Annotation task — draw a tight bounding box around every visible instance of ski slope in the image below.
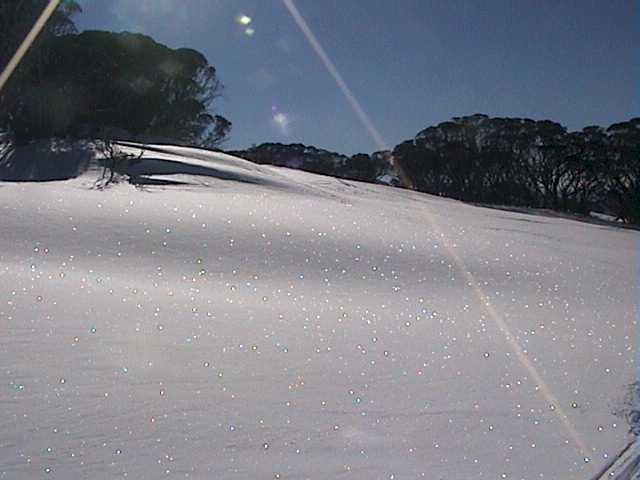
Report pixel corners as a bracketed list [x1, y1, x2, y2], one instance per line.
[0, 143, 636, 479]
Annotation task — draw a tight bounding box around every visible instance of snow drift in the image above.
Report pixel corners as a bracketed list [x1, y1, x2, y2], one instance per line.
[0, 142, 636, 479]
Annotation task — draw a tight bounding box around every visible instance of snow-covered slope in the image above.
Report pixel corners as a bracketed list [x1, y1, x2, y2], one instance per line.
[0, 143, 636, 479]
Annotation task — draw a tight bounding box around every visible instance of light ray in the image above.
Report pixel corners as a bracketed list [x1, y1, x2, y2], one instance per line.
[436, 226, 590, 455]
[282, 0, 589, 457]
[281, 0, 387, 152]
[281, 0, 414, 187]
[0, 0, 61, 93]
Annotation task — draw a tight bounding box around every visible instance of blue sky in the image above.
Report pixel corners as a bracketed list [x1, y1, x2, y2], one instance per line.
[75, 0, 639, 154]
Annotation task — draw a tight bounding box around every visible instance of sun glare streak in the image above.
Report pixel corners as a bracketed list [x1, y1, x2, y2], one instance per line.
[2, 0, 591, 459]
[281, 0, 414, 188]
[282, 0, 589, 457]
[281, 0, 387, 152]
[437, 230, 590, 456]
[0, 0, 61, 93]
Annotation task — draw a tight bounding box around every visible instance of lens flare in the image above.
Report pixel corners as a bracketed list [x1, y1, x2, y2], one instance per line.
[281, 0, 589, 458]
[273, 112, 288, 126]
[271, 107, 292, 135]
[237, 14, 252, 25]
[281, 0, 386, 152]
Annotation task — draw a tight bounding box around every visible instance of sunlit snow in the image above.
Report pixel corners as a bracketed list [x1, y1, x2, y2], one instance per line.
[0, 143, 636, 479]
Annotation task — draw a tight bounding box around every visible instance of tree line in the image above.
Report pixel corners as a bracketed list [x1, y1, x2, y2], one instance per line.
[1, 2, 637, 223]
[0, 1, 230, 147]
[392, 114, 639, 223]
[235, 115, 639, 224]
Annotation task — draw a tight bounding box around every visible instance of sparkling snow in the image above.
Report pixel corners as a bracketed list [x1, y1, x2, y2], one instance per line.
[0, 144, 636, 479]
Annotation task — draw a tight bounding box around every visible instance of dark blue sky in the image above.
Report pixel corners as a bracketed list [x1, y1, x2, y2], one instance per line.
[75, 0, 638, 154]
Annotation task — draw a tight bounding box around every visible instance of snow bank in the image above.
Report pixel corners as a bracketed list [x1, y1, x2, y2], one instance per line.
[0, 142, 636, 479]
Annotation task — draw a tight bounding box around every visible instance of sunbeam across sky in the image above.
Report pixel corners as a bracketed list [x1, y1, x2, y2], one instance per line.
[75, 0, 639, 154]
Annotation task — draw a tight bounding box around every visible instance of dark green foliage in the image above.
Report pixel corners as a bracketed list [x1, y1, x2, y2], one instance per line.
[232, 117, 638, 224]
[337, 152, 389, 182]
[603, 119, 640, 223]
[393, 115, 640, 223]
[230, 143, 396, 186]
[231, 143, 350, 176]
[1, 3, 230, 148]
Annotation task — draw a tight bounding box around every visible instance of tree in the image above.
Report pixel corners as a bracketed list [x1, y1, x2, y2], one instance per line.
[520, 120, 570, 209]
[336, 152, 388, 182]
[605, 118, 640, 223]
[2, 26, 231, 147]
[395, 114, 525, 202]
[392, 114, 640, 221]
[555, 127, 609, 213]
